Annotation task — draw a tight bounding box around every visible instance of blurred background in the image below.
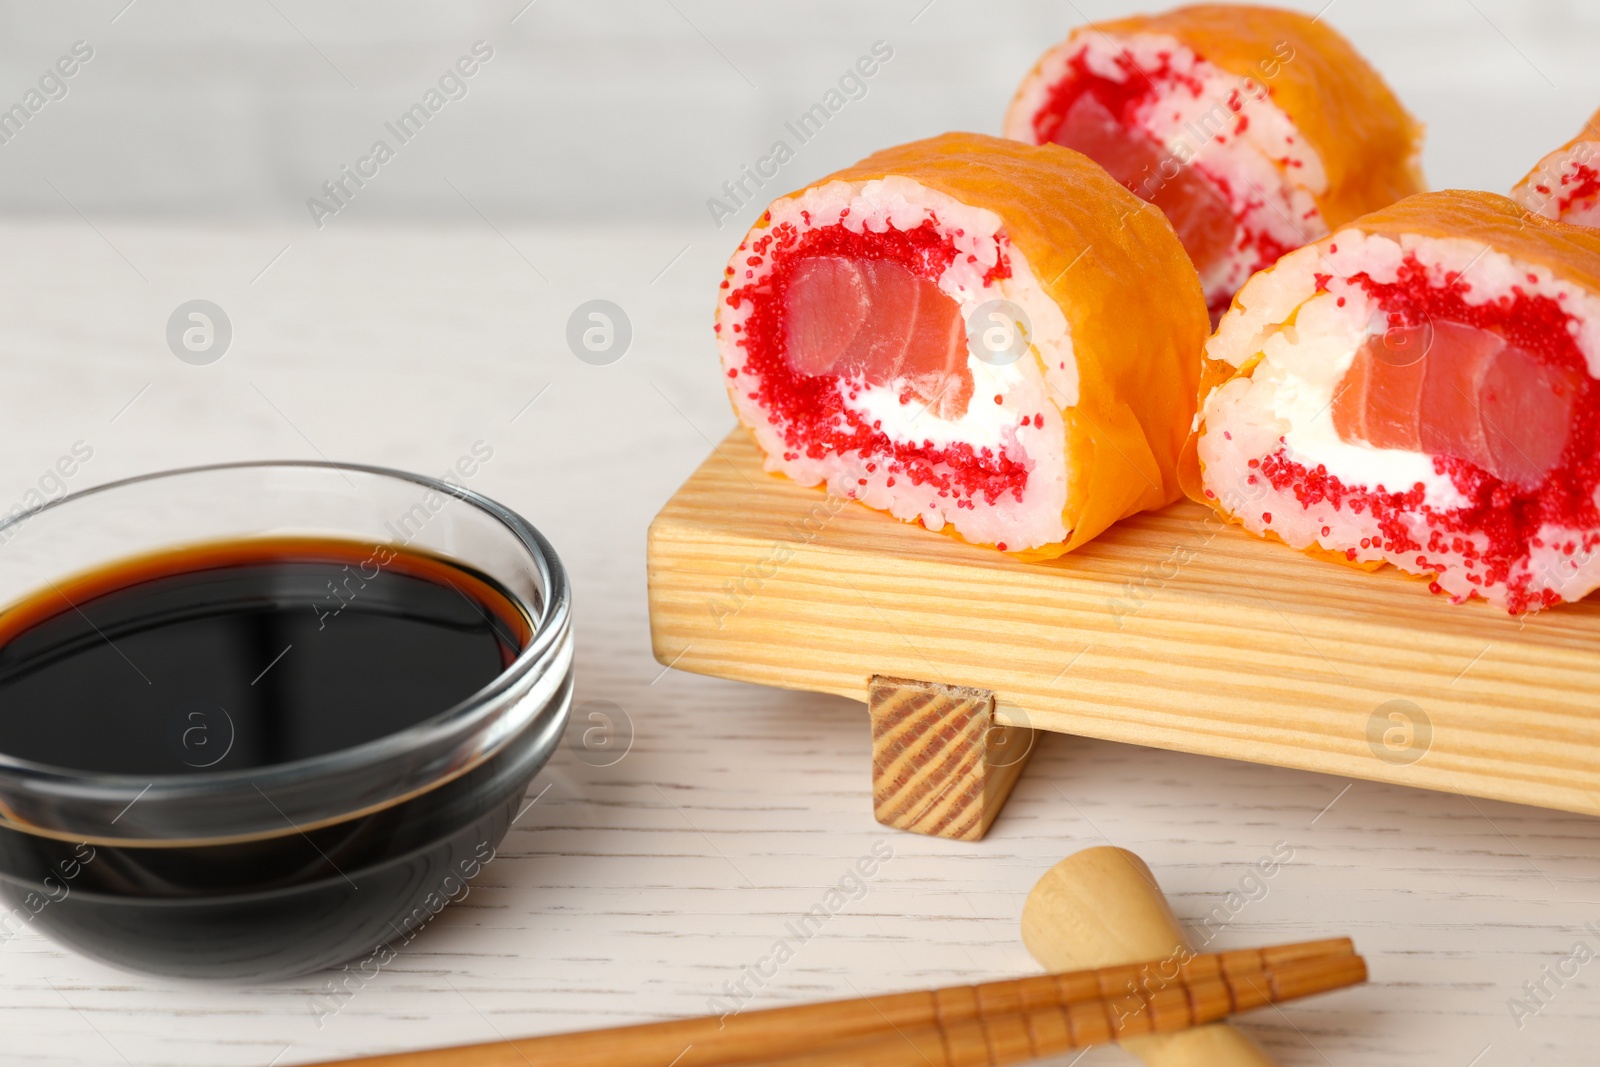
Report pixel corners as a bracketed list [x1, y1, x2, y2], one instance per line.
[0, 0, 1596, 224]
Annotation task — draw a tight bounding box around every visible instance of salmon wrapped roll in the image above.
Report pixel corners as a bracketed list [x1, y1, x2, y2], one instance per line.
[1512, 108, 1600, 226]
[1004, 3, 1424, 316]
[1185, 190, 1600, 613]
[716, 132, 1207, 558]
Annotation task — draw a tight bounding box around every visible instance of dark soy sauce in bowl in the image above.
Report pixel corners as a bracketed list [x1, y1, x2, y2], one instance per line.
[0, 530, 569, 981]
[0, 539, 525, 775]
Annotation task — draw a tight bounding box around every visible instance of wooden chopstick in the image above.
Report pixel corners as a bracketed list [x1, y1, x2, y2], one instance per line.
[310, 937, 1363, 1067]
[735, 950, 1367, 1067]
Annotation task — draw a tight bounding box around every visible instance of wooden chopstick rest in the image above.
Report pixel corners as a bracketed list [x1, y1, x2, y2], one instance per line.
[1022, 844, 1289, 1066]
[307, 938, 1364, 1067]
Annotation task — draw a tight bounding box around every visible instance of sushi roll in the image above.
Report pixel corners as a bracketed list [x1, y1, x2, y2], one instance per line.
[1185, 189, 1600, 613]
[1512, 108, 1600, 226]
[1004, 3, 1425, 317]
[716, 132, 1208, 559]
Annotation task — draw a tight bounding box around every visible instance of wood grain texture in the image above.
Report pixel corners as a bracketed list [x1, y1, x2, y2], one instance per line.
[868, 676, 1034, 841]
[648, 428, 1600, 818]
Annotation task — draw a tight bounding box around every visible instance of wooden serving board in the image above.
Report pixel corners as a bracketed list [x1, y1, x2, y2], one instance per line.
[647, 428, 1600, 835]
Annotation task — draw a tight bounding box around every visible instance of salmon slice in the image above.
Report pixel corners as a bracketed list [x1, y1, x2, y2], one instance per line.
[1416, 321, 1502, 472]
[1480, 339, 1585, 487]
[1050, 93, 1237, 278]
[1332, 318, 1585, 488]
[783, 256, 870, 375]
[783, 256, 971, 419]
[896, 276, 973, 418]
[1332, 322, 1426, 451]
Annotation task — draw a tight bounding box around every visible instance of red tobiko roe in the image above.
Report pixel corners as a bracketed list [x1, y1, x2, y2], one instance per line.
[1558, 162, 1600, 215]
[1030, 47, 1204, 145]
[1029, 46, 1295, 315]
[1050, 86, 1236, 282]
[727, 219, 1029, 509]
[1259, 254, 1599, 612]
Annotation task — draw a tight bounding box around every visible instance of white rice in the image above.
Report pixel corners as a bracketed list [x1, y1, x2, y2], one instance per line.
[1005, 30, 1327, 305]
[1513, 138, 1600, 227]
[1197, 227, 1600, 609]
[717, 176, 1075, 551]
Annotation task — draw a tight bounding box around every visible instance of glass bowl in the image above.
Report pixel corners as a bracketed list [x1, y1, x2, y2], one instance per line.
[0, 461, 572, 980]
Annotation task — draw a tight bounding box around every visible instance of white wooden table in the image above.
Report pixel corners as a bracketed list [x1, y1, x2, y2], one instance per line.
[0, 222, 1595, 1067]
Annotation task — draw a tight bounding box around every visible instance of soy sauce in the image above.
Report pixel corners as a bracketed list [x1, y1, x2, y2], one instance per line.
[0, 538, 530, 775]
[0, 536, 563, 981]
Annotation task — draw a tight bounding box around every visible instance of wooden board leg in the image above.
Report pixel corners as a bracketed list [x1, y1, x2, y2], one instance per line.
[868, 675, 1035, 841]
